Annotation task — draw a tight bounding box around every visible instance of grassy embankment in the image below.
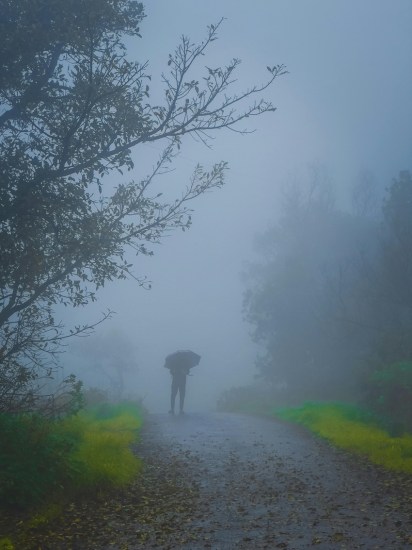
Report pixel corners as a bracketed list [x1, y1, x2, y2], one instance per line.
[275, 401, 412, 474]
[221, 395, 412, 475]
[221, 361, 412, 474]
[0, 401, 143, 548]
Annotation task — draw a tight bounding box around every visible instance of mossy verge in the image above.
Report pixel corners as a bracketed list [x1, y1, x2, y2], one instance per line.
[0, 402, 144, 546]
[275, 401, 412, 474]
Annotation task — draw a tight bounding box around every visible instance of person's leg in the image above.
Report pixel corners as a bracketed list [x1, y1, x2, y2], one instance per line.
[179, 376, 186, 413]
[170, 376, 178, 414]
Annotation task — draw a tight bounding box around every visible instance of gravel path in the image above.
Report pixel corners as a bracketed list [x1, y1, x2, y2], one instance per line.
[139, 412, 412, 549]
[12, 412, 412, 549]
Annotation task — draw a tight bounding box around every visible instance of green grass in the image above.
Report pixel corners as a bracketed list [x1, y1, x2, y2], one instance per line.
[61, 402, 143, 488]
[0, 538, 14, 550]
[275, 402, 412, 474]
[0, 401, 144, 510]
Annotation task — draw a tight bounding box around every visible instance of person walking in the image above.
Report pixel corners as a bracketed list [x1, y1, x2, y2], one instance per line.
[164, 350, 201, 415]
[169, 364, 189, 415]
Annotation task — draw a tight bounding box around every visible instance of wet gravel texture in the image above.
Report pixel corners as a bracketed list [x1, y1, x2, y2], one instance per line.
[9, 412, 412, 549]
[140, 412, 412, 549]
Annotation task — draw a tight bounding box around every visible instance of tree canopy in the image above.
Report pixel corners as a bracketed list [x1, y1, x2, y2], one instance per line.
[243, 170, 412, 403]
[0, 0, 286, 412]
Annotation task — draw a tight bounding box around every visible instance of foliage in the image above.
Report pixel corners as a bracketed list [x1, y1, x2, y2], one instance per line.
[0, 412, 73, 508]
[243, 169, 412, 405]
[0, 539, 14, 550]
[242, 171, 375, 396]
[374, 171, 412, 363]
[0, 401, 143, 510]
[82, 386, 109, 407]
[365, 362, 412, 434]
[0, 370, 84, 417]
[0, 0, 286, 413]
[3, 419, 199, 549]
[276, 402, 412, 474]
[61, 402, 142, 488]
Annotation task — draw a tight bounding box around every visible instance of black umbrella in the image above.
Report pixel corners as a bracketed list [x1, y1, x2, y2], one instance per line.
[164, 350, 201, 371]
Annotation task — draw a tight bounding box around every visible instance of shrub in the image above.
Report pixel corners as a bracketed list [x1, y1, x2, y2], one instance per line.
[365, 362, 412, 434]
[60, 402, 143, 489]
[0, 402, 143, 510]
[81, 387, 109, 407]
[0, 538, 14, 550]
[0, 413, 74, 508]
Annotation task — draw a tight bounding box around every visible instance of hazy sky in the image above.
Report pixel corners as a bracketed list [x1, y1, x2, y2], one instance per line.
[63, 1, 412, 412]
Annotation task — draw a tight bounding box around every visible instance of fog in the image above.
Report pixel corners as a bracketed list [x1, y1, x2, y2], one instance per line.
[62, 1, 412, 413]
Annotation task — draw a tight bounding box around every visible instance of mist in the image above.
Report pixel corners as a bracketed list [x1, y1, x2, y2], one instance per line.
[60, 0, 412, 413]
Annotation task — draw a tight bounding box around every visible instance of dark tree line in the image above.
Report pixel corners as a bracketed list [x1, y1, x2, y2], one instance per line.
[0, 0, 286, 413]
[243, 170, 412, 407]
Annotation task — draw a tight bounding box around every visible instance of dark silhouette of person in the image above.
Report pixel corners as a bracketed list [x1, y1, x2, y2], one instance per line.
[164, 350, 200, 415]
[169, 364, 189, 415]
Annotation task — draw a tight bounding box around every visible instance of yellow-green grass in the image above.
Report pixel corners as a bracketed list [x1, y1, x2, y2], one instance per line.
[0, 538, 14, 550]
[60, 403, 143, 488]
[276, 402, 412, 474]
[0, 403, 144, 548]
[0, 401, 144, 511]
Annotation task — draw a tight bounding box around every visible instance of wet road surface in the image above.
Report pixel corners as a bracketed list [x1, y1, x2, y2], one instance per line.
[13, 411, 412, 549]
[137, 412, 412, 549]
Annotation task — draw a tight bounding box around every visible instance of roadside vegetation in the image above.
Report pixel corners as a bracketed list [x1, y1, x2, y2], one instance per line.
[0, 2, 283, 545]
[276, 402, 412, 474]
[219, 169, 412, 476]
[0, 0, 284, 419]
[218, 362, 412, 475]
[0, 398, 143, 548]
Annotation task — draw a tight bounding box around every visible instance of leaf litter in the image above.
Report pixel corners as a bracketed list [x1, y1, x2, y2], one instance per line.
[2, 412, 412, 549]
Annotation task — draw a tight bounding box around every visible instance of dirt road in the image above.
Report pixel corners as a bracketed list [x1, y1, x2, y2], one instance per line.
[17, 412, 412, 549]
[135, 412, 412, 549]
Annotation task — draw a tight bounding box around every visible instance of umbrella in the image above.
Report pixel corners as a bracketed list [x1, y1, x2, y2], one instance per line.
[164, 350, 201, 371]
